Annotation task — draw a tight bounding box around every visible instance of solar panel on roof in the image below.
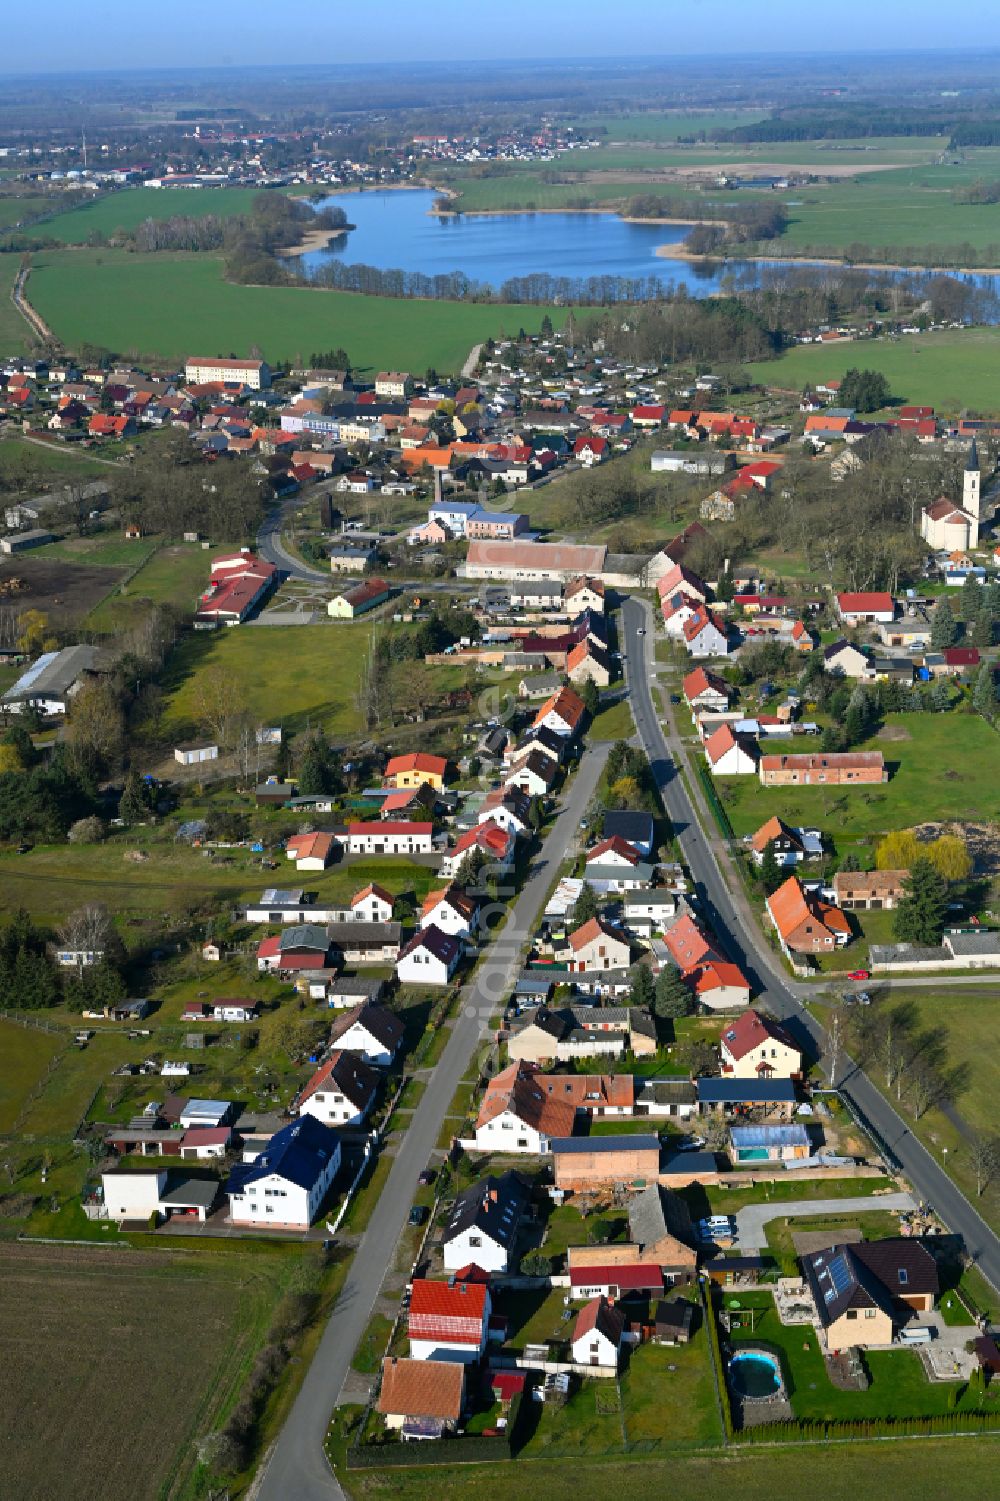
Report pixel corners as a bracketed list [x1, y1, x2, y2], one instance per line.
[824, 1253, 853, 1303]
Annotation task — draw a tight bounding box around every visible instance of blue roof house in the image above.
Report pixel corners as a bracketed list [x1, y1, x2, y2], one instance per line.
[226, 1116, 341, 1230]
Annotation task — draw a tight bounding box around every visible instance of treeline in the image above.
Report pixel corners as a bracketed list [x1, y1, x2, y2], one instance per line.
[304, 257, 699, 304]
[715, 110, 963, 142]
[953, 178, 1000, 204]
[111, 430, 270, 541]
[625, 193, 788, 245]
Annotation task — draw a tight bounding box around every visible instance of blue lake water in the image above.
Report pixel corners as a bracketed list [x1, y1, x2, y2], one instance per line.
[291, 188, 1000, 308]
[294, 188, 727, 292]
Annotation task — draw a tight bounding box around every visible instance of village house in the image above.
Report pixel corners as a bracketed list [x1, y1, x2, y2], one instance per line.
[623, 889, 679, 936]
[571, 1297, 625, 1370]
[534, 1070, 635, 1117]
[683, 666, 731, 713]
[285, 831, 337, 871]
[256, 924, 331, 974]
[327, 1001, 405, 1066]
[719, 1009, 802, 1078]
[350, 883, 396, 924]
[504, 747, 559, 799]
[705, 722, 759, 776]
[478, 785, 534, 837]
[749, 815, 823, 867]
[377, 1357, 465, 1438]
[441, 820, 516, 880]
[421, 886, 479, 940]
[565, 916, 631, 973]
[473, 1060, 578, 1153]
[603, 810, 655, 857]
[384, 752, 448, 790]
[833, 869, 908, 910]
[803, 1239, 939, 1352]
[408, 1277, 491, 1364]
[226, 1116, 341, 1230]
[835, 591, 896, 627]
[328, 578, 392, 620]
[396, 924, 462, 986]
[442, 1171, 530, 1274]
[683, 606, 730, 658]
[566, 638, 613, 687]
[531, 684, 586, 738]
[297, 1050, 380, 1127]
[346, 821, 434, 855]
[822, 639, 868, 679]
[767, 876, 852, 955]
[565, 576, 605, 613]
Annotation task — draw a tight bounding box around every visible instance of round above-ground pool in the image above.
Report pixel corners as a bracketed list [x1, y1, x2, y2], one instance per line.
[728, 1349, 784, 1401]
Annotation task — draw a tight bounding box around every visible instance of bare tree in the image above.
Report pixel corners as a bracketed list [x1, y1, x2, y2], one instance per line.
[968, 1132, 1000, 1198]
[907, 1058, 950, 1121]
[192, 665, 246, 749]
[826, 1006, 844, 1088]
[58, 904, 114, 973]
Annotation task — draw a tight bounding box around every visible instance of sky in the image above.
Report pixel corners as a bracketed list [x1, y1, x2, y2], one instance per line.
[5, 1, 1000, 73]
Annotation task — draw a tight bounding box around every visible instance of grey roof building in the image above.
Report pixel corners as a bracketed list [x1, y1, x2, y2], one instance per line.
[1, 644, 105, 713]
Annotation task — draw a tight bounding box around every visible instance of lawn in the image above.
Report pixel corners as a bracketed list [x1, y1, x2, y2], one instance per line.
[161, 621, 368, 740]
[26, 248, 567, 376]
[36, 185, 279, 244]
[17, 1030, 140, 1138]
[590, 696, 635, 741]
[749, 326, 1000, 417]
[0, 1239, 286, 1501]
[0, 1019, 64, 1132]
[725, 1293, 979, 1423]
[345, 1442, 1000, 1501]
[86, 539, 230, 629]
[31, 534, 159, 569]
[715, 712, 1000, 841]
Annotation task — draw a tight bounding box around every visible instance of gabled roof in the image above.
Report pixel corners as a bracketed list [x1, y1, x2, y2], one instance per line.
[683, 666, 729, 702]
[226, 1115, 339, 1196]
[586, 835, 640, 865]
[663, 913, 715, 972]
[378, 1357, 464, 1421]
[836, 591, 894, 614]
[328, 1000, 405, 1053]
[443, 1171, 530, 1249]
[400, 923, 462, 965]
[572, 1295, 625, 1347]
[422, 884, 477, 921]
[767, 875, 851, 944]
[299, 1050, 380, 1110]
[352, 882, 394, 908]
[628, 1182, 696, 1252]
[385, 751, 447, 778]
[750, 815, 803, 855]
[568, 916, 629, 953]
[409, 1277, 488, 1345]
[720, 1008, 798, 1063]
[704, 722, 757, 768]
[532, 684, 586, 732]
[476, 1060, 577, 1137]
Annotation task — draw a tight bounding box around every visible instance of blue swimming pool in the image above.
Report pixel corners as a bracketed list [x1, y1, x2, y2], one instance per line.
[728, 1349, 783, 1400]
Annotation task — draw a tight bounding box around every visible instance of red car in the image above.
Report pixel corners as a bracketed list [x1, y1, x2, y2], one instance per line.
[847, 969, 870, 981]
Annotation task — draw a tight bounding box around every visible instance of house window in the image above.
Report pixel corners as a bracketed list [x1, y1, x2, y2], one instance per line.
[846, 1310, 858, 1320]
[865, 1309, 877, 1319]
[898, 1269, 908, 1286]
[468, 1235, 482, 1248]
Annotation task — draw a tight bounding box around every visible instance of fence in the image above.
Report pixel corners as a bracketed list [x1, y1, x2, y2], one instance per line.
[347, 1392, 525, 1470]
[696, 764, 735, 841]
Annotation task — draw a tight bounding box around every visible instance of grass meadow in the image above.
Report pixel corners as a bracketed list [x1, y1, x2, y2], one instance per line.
[750, 326, 1000, 415]
[26, 248, 567, 375]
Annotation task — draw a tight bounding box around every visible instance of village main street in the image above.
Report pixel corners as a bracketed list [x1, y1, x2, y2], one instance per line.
[255, 742, 610, 1501]
[621, 593, 1000, 1294]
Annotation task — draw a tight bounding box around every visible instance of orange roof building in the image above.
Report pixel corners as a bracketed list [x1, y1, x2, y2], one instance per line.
[766, 876, 852, 955]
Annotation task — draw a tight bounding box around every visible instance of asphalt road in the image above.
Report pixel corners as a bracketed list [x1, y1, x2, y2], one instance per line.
[621, 594, 1000, 1294]
[255, 742, 609, 1501]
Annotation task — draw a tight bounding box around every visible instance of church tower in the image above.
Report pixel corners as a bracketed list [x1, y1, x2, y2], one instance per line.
[964, 438, 981, 521]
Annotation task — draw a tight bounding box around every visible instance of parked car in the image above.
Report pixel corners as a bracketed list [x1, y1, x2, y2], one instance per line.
[418, 1168, 436, 1186]
[408, 1205, 428, 1226]
[847, 969, 871, 981]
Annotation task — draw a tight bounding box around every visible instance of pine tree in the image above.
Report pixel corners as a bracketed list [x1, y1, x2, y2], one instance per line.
[930, 598, 957, 650]
[960, 574, 982, 622]
[893, 858, 948, 947]
[118, 770, 149, 825]
[571, 882, 599, 929]
[654, 965, 694, 1019]
[628, 961, 655, 1010]
[971, 609, 994, 649]
[973, 662, 997, 719]
[760, 840, 782, 895]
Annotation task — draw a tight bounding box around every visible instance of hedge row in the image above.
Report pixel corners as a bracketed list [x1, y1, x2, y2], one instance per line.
[737, 1408, 1000, 1444]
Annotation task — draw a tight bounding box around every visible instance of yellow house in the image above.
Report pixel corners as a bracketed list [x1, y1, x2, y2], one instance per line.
[803, 1240, 938, 1352]
[384, 752, 448, 791]
[719, 1009, 802, 1079]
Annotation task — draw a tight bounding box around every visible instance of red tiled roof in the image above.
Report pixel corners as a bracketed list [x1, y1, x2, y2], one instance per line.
[836, 592, 894, 614]
[348, 821, 432, 837]
[720, 1008, 794, 1061]
[378, 1357, 464, 1420]
[569, 1264, 663, 1291]
[408, 1278, 487, 1345]
[586, 835, 640, 865]
[385, 752, 447, 778]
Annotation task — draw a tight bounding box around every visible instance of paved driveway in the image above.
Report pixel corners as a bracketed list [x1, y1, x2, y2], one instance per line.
[735, 1192, 917, 1252]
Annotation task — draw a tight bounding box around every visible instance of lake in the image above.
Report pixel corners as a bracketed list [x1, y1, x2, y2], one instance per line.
[293, 188, 727, 292]
[291, 188, 1000, 311]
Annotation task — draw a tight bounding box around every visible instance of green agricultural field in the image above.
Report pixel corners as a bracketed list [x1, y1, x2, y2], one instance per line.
[0, 433, 113, 483]
[162, 621, 365, 739]
[0, 252, 35, 355]
[750, 326, 1000, 416]
[714, 713, 1000, 841]
[26, 248, 567, 375]
[36, 185, 276, 244]
[343, 1438, 999, 1501]
[573, 110, 770, 143]
[0, 1019, 63, 1132]
[0, 1240, 287, 1501]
